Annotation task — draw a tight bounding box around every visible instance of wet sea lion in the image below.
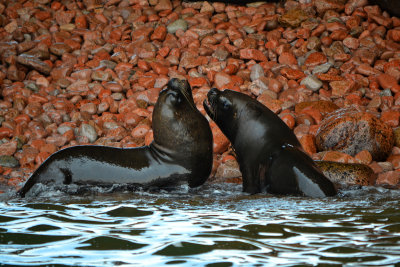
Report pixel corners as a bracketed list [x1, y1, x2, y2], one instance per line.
[18, 79, 213, 197]
[203, 88, 336, 197]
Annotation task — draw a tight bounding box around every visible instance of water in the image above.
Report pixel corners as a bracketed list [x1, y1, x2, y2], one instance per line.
[1, 184, 400, 266]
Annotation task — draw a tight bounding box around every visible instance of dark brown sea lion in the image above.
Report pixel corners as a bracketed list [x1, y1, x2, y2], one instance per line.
[203, 88, 336, 197]
[18, 79, 213, 197]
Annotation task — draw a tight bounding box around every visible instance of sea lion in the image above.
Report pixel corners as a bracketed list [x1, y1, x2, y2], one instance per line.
[203, 88, 336, 197]
[18, 78, 213, 197]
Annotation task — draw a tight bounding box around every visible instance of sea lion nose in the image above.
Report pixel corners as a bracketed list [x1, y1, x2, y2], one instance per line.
[167, 78, 183, 90]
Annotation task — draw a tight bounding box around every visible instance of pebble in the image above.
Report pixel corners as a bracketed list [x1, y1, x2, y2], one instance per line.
[16, 55, 51, 75]
[312, 62, 333, 74]
[300, 75, 323, 91]
[91, 71, 112, 82]
[376, 171, 400, 186]
[0, 141, 17, 156]
[78, 123, 98, 143]
[167, 19, 188, 34]
[49, 43, 72, 56]
[0, 155, 19, 168]
[250, 64, 264, 82]
[330, 80, 356, 97]
[214, 159, 241, 181]
[214, 72, 232, 89]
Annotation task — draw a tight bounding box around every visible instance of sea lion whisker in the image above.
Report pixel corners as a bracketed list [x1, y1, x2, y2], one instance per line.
[209, 97, 218, 120]
[181, 86, 197, 111]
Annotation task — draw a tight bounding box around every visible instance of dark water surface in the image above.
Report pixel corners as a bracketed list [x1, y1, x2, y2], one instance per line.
[1, 184, 400, 266]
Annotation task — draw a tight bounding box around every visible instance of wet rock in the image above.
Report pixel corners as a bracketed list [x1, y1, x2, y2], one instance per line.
[167, 19, 187, 34]
[7, 65, 24, 81]
[0, 141, 17, 156]
[200, 1, 215, 13]
[155, 0, 172, 11]
[239, 49, 267, 61]
[16, 55, 51, 75]
[24, 48, 50, 60]
[314, 0, 345, 14]
[91, 70, 112, 81]
[329, 80, 356, 97]
[279, 9, 308, 28]
[83, 0, 102, 10]
[394, 127, 400, 147]
[214, 159, 241, 181]
[316, 108, 395, 161]
[0, 155, 19, 168]
[279, 52, 298, 65]
[212, 47, 229, 61]
[50, 43, 72, 56]
[4, 20, 17, 33]
[305, 52, 327, 67]
[60, 24, 75, 31]
[300, 75, 323, 91]
[316, 161, 377, 187]
[51, 67, 72, 81]
[78, 123, 98, 143]
[312, 62, 333, 74]
[57, 125, 73, 135]
[71, 69, 92, 82]
[180, 51, 207, 69]
[211, 123, 229, 154]
[67, 80, 89, 94]
[100, 60, 117, 70]
[250, 64, 264, 82]
[376, 170, 400, 186]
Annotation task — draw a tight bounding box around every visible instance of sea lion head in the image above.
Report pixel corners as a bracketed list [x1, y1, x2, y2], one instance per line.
[152, 78, 213, 186]
[203, 88, 244, 142]
[153, 78, 199, 150]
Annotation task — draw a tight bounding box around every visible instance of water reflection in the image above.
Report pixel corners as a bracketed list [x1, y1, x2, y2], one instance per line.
[1, 185, 400, 266]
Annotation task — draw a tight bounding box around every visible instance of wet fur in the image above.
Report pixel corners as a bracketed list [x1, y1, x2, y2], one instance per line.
[18, 79, 213, 197]
[204, 88, 336, 197]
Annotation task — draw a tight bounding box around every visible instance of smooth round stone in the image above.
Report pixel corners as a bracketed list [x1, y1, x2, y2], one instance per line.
[301, 75, 323, 91]
[0, 155, 19, 167]
[167, 19, 188, 34]
[79, 124, 98, 143]
[312, 62, 333, 74]
[250, 64, 265, 82]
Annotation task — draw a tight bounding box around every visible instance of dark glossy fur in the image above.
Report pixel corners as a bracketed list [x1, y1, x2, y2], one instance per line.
[204, 88, 336, 197]
[18, 79, 213, 197]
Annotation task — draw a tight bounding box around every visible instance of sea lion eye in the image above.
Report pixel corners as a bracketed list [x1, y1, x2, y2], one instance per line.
[167, 91, 182, 105]
[220, 99, 231, 110]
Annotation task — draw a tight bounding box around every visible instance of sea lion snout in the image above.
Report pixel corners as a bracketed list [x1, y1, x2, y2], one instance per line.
[167, 78, 190, 92]
[203, 88, 219, 119]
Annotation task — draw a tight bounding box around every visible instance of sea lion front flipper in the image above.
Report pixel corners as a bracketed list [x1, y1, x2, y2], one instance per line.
[241, 164, 261, 194]
[267, 146, 336, 197]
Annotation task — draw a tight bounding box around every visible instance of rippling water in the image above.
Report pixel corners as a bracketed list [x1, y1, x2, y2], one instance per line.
[1, 184, 400, 266]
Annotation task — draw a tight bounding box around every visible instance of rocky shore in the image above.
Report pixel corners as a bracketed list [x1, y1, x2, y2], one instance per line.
[1, 0, 400, 193]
